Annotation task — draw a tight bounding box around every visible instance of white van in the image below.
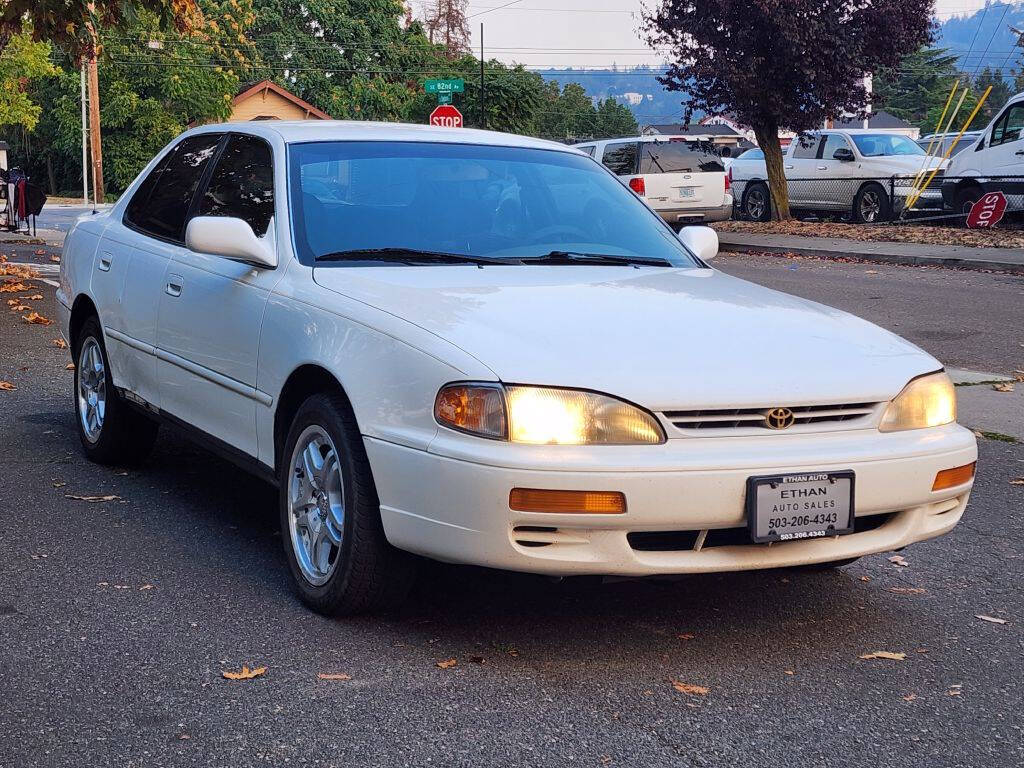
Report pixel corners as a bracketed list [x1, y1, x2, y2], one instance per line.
[574, 136, 733, 226]
[942, 92, 1024, 214]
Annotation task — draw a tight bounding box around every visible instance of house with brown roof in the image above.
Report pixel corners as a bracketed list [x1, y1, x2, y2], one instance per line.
[228, 80, 331, 122]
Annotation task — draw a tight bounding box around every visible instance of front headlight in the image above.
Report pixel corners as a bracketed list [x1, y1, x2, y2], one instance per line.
[879, 371, 956, 432]
[434, 383, 665, 444]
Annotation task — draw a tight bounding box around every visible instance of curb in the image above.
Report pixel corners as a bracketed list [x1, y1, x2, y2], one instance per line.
[717, 240, 1024, 275]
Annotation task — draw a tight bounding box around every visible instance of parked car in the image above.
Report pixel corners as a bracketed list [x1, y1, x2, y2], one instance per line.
[917, 131, 982, 157]
[574, 135, 733, 226]
[58, 122, 977, 615]
[732, 130, 946, 222]
[942, 92, 1024, 214]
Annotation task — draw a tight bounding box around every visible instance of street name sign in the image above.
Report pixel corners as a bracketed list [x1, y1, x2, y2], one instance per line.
[425, 79, 465, 94]
[429, 105, 464, 128]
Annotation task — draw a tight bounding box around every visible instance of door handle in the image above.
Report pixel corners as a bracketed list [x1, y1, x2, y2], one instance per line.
[1015, 149, 1024, 155]
[165, 274, 183, 298]
[784, 165, 794, 170]
[816, 165, 828, 170]
[98, 253, 112, 272]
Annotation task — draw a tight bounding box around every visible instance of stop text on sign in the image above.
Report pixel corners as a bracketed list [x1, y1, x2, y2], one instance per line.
[966, 191, 1007, 229]
[429, 105, 464, 128]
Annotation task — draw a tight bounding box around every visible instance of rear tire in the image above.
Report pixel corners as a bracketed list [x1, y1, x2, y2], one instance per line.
[743, 181, 772, 221]
[279, 392, 417, 615]
[73, 316, 158, 465]
[853, 182, 891, 223]
[956, 185, 983, 221]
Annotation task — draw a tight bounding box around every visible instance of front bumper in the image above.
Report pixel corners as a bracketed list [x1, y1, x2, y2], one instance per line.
[365, 424, 976, 576]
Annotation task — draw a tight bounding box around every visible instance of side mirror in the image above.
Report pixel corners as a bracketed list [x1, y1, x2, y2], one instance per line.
[185, 216, 277, 268]
[677, 225, 719, 262]
[833, 147, 855, 162]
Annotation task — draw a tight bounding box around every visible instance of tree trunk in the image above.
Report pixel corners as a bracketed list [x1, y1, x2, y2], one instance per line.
[752, 122, 790, 221]
[46, 154, 57, 196]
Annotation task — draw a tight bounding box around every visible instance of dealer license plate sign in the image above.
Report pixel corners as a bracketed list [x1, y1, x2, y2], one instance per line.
[746, 470, 855, 544]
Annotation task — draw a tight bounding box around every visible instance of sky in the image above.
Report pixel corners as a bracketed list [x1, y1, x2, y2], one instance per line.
[409, 0, 994, 68]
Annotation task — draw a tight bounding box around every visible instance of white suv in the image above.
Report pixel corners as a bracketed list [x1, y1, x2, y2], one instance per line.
[574, 136, 733, 226]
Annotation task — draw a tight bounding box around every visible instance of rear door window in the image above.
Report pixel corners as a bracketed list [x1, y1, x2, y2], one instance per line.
[639, 142, 724, 174]
[601, 142, 639, 175]
[125, 133, 222, 242]
[791, 136, 822, 159]
[197, 134, 275, 236]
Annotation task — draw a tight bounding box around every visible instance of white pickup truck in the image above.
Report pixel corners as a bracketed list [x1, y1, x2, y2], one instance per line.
[730, 130, 945, 222]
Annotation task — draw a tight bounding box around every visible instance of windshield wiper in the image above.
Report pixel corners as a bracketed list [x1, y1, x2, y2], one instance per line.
[316, 248, 511, 266]
[520, 251, 674, 267]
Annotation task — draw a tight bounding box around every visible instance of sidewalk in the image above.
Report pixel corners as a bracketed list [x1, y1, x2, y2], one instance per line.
[717, 231, 1024, 274]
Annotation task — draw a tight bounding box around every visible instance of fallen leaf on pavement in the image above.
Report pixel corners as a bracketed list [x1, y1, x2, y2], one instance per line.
[9, 303, 31, 312]
[0, 281, 30, 293]
[317, 673, 352, 681]
[859, 651, 907, 661]
[34, 249, 46, 256]
[947, 686, 962, 697]
[50, 254, 60, 263]
[889, 555, 909, 567]
[671, 680, 709, 695]
[22, 311, 53, 326]
[65, 494, 120, 502]
[52, 338, 67, 349]
[975, 614, 1008, 624]
[51, 481, 66, 488]
[0, 381, 14, 391]
[859, 575, 871, 582]
[468, 655, 485, 664]
[864, 269, 878, 274]
[902, 693, 917, 702]
[65, 363, 75, 370]
[1014, 370, 1024, 382]
[436, 658, 457, 669]
[888, 587, 926, 594]
[139, 584, 154, 591]
[784, 670, 795, 676]
[222, 665, 267, 680]
[677, 633, 696, 640]
[1010, 477, 1024, 486]
[21, 294, 43, 301]
[993, 381, 1015, 392]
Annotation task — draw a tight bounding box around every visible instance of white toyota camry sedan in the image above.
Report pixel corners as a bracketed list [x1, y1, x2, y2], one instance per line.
[57, 121, 977, 615]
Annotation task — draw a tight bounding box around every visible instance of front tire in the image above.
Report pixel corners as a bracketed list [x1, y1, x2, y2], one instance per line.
[743, 181, 772, 221]
[279, 392, 416, 615]
[853, 183, 891, 223]
[73, 317, 158, 464]
[956, 185, 983, 220]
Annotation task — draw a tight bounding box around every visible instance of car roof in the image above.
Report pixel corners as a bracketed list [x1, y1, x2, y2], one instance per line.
[575, 135, 721, 146]
[185, 119, 582, 154]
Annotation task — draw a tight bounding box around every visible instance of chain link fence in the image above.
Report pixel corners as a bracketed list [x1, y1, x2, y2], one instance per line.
[730, 173, 1024, 226]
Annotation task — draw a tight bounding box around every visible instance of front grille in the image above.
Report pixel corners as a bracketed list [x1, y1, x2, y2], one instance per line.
[662, 402, 878, 433]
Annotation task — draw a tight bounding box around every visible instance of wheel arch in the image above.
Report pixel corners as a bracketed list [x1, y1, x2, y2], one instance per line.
[69, 293, 100, 354]
[273, 364, 358, 474]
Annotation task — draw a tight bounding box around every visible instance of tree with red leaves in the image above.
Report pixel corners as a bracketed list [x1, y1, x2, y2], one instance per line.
[645, 0, 934, 220]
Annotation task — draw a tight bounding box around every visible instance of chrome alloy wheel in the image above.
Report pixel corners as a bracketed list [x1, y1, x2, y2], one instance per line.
[288, 425, 346, 586]
[859, 190, 882, 222]
[77, 337, 106, 443]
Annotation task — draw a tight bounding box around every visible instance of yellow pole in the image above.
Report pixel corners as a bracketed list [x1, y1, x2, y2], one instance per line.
[906, 85, 992, 211]
[912, 81, 959, 189]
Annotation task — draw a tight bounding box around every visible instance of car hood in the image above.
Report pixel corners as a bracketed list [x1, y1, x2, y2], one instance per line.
[312, 265, 938, 410]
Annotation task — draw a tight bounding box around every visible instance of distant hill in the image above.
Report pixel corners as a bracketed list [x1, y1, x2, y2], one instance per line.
[935, 3, 1024, 75]
[537, 5, 1024, 128]
[536, 66, 699, 128]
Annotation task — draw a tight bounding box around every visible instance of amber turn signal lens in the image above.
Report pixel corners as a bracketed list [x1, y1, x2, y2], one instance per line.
[509, 488, 626, 514]
[932, 462, 976, 491]
[434, 384, 507, 439]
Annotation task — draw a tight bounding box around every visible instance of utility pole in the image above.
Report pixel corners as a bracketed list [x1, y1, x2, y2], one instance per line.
[479, 23, 485, 129]
[86, 49, 104, 205]
[80, 63, 89, 207]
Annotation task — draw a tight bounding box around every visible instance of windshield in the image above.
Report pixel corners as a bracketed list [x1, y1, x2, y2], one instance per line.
[851, 133, 925, 157]
[288, 141, 700, 267]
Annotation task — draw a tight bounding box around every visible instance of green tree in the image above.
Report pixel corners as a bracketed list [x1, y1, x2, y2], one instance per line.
[594, 98, 638, 138]
[874, 48, 962, 130]
[536, 82, 597, 141]
[0, 26, 57, 130]
[974, 67, 1011, 121]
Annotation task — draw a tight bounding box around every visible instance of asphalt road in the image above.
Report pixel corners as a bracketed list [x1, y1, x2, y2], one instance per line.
[1, 246, 1022, 767]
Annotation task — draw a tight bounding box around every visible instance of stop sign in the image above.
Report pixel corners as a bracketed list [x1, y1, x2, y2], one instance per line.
[429, 104, 463, 128]
[966, 191, 1007, 228]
